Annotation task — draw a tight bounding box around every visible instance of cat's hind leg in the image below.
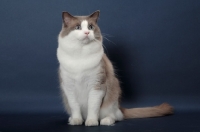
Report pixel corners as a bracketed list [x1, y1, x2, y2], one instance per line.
[100, 116, 115, 126]
[99, 106, 123, 126]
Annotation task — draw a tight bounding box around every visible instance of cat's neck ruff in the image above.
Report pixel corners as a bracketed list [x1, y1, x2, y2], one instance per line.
[57, 35, 104, 75]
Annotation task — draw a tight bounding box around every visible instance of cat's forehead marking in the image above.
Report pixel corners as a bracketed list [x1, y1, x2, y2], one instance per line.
[81, 20, 88, 29]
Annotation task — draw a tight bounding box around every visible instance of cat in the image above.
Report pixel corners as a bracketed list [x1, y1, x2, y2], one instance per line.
[57, 10, 173, 126]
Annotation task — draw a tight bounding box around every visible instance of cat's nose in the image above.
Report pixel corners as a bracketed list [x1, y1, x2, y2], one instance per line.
[84, 31, 90, 35]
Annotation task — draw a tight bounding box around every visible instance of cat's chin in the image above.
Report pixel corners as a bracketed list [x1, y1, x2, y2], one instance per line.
[81, 38, 93, 44]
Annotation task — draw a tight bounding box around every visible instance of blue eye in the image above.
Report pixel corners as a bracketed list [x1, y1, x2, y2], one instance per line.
[75, 25, 81, 30]
[88, 24, 94, 30]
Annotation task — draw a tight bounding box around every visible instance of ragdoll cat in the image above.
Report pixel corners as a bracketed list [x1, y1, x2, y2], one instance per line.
[57, 10, 173, 126]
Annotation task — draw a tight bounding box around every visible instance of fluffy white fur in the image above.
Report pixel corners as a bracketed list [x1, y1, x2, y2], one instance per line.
[57, 20, 123, 126]
[57, 11, 174, 126]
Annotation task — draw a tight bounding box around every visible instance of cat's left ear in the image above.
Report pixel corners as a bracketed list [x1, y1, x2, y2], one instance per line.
[89, 10, 100, 23]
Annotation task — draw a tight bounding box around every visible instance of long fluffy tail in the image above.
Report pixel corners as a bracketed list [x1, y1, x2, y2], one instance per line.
[121, 103, 173, 119]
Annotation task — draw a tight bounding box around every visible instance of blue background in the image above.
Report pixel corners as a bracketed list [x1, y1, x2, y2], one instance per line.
[0, 0, 200, 115]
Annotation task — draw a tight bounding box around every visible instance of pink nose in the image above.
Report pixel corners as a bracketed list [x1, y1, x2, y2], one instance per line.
[85, 31, 90, 35]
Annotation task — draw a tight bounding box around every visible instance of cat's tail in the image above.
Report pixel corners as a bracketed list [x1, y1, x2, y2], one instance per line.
[120, 103, 173, 119]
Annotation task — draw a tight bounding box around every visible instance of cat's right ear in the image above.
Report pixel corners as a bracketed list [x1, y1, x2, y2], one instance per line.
[62, 12, 73, 26]
[89, 10, 100, 23]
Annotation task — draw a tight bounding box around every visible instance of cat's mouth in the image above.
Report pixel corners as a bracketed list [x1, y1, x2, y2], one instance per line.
[84, 35, 89, 39]
[81, 37, 92, 44]
[77, 35, 95, 44]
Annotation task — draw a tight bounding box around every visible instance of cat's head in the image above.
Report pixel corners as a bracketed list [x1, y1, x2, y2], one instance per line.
[60, 10, 102, 44]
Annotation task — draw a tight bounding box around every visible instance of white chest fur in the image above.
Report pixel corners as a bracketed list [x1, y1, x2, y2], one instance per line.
[57, 35, 104, 119]
[57, 35, 103, 74]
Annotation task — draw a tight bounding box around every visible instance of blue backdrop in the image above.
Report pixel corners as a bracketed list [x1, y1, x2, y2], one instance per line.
[0, 0, 200, 114]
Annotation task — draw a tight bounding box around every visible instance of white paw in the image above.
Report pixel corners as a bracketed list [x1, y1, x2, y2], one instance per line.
[68, 117, 71, 122]
[85, 119, 99, 126]
[68, 117, 83, 125]
[100, 117, 115, 126]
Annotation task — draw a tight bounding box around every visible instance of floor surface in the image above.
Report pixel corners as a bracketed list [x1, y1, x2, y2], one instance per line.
[1, 111, 200, 132]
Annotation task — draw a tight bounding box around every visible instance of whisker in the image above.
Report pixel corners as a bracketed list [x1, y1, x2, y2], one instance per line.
[94, 39, 108, 54]
[103, 36, 116, 45]
[102, 33, 114, 37]
[95, 33, 116, 45]
[102, 44, 108, 54]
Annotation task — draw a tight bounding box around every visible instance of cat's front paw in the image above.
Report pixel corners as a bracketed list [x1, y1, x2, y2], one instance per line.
[68, 117, 83, 125]
[85, 119, 99, 126]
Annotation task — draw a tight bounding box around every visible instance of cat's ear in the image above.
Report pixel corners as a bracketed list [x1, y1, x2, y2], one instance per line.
[62, 12, 74, 26]
[89, 10, 100, 23]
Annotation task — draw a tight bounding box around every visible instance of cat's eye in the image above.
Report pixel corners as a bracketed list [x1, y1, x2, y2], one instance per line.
[75, 25, 81, 30]
[88, 24, 94, 30]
